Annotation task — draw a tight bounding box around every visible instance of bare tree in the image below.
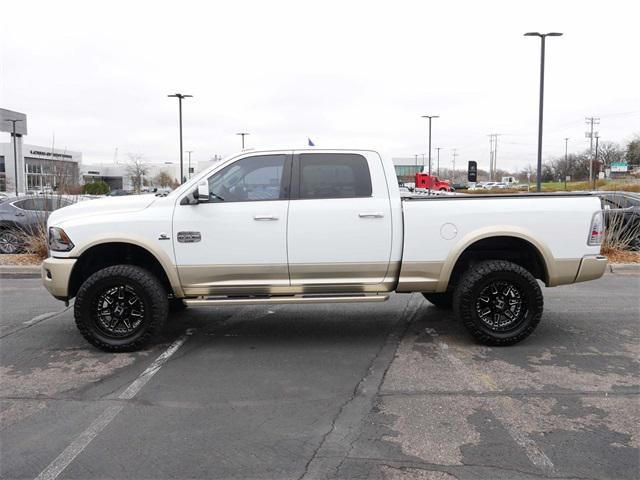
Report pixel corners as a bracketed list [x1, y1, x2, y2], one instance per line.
[126, 154, 149, 193]
[154, 170, 173, 188]
[597, 141, 625, 170]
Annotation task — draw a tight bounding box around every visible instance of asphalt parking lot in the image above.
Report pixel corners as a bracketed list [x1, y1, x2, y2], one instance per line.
[1, 272, 638, 480]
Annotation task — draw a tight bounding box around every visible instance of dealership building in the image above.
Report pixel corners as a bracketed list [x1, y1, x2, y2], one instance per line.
[1, 108, 81, 194]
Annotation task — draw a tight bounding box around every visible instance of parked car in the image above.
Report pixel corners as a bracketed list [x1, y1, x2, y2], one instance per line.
[43, 148, 606, 351]
[0, 196, 75, 254]
[108, 189, 134, 196]
[595, 191, 640, 250]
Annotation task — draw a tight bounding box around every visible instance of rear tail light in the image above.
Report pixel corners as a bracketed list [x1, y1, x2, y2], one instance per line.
[588, 211, 604, 246]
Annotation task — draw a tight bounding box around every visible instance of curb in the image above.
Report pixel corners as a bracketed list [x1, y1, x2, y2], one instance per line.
[608, 263, 640, 273]
[0, 265, 41, 279]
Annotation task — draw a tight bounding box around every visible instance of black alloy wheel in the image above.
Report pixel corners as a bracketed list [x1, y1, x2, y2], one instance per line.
[453, 260, 543, 345]
[74, 265, 168, 352]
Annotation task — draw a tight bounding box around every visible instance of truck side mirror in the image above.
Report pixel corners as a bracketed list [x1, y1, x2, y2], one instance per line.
[196, 182, 210, 203]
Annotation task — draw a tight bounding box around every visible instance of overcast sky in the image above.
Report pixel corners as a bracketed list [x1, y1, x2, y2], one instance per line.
[1, 0, 638, 172]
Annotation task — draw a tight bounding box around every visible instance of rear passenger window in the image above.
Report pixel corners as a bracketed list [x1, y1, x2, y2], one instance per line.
[299, 154, 372, 199]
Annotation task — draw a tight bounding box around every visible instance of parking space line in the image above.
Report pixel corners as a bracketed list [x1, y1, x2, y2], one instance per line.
[0, 306, 72, 340]
[34, 329, 195, 480]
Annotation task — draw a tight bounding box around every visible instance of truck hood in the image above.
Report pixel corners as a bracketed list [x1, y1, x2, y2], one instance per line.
[48, 195, 158, 227]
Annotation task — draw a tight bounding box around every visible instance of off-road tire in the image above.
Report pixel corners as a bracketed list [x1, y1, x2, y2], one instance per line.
[74, 265, 168, 352]
[422, 292, 453, 309]
[453, 260, 543, 346]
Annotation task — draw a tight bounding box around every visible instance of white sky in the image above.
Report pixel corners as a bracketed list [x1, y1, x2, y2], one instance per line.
[1, 0, 639, 173]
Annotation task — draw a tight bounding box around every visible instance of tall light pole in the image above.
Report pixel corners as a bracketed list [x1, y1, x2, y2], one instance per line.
[186, 150, 194, 179]
[435, 147, 443, 176]
[421, 115, 439, 193]
[236, 132, 250, 149]
[524, 31, 563, 192]
[167, 93, 193, 184]
[4, 119, 23, 195]
[564, 138, 569, 190]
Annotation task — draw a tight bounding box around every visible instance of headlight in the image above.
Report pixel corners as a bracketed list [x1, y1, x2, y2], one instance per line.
[48, 227, 75, 252]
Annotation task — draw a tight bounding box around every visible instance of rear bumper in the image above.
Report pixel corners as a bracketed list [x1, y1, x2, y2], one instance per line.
[575, 254, 608, 283]
[42, 257, 76, 300]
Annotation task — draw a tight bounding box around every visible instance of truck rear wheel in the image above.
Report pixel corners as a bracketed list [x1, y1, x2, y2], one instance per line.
[74, 265, 168, 352]
[453, 260, 543, 345]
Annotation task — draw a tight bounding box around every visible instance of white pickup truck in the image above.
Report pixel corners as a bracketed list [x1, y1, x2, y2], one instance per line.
[43, 149, 607, 351]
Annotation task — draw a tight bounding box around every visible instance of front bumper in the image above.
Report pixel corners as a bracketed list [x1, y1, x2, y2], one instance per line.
[575, 254, 608, 283]
[42, 257, 76, 300]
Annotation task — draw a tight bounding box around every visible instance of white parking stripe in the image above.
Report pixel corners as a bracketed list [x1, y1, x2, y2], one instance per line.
[34, 330, 194, 480]
[23, 311, 66, 326]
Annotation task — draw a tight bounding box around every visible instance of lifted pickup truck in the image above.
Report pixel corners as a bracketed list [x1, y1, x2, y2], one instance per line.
[43, 149, 607, 351]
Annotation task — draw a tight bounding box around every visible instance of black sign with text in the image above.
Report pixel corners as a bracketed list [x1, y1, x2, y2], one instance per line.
[468, 161, 478, 182]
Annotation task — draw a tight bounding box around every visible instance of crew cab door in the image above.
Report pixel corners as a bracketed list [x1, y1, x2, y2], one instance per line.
[286, 151, 392, 286]
[173, 153, 292, 295]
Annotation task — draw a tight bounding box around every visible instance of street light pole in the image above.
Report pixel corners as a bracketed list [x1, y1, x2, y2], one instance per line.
[167, 93, 193, 184]
[4, 119, 23, 195]
[524, 31, 563, 192]
[186, 150, 194, 179]
[564, 137, 569, 191]
[421, 115, 439, 194]
[236, 132, 249, 149]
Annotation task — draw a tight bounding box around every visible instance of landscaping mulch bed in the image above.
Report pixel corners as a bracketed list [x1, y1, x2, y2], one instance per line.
[0, 254, 43, 266]
[601, 248, 640, 264]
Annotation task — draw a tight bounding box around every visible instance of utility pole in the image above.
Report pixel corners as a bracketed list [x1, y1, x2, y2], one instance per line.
[421, 115, 439, 194]
[487, 134, 501, 180]
[167, 93, 193, 184]
[585, 117, 600, 187]
[4, 119, 23, 195]
[594, 135, 600, 190]
[186, 150, 194, 179]
[435, 147, 443, 176]
[564, 137, 569, 190]
[414, 154, 418, 166]
[452, 149, 459, 184]
[421, 153, 425, 170]
[236, 132, 250, 149]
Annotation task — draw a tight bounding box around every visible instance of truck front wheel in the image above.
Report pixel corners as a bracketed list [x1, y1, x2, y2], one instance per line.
[74, 265, 169, 352]
[453, 260, 543, 345]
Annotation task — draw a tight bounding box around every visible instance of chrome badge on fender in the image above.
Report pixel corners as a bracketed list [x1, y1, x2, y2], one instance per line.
[177, 231, 202, 243]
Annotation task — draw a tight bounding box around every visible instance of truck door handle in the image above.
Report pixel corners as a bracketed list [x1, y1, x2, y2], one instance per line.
[253, 215, 278, 221]
[358, 212, 384, 218]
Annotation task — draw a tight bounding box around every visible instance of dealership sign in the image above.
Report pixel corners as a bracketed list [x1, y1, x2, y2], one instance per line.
[29, 149, 74, 160]
[610, 162, 628, 173]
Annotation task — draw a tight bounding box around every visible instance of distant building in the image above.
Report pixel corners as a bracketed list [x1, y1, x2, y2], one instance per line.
[392, 157, 424, 183]
[0, 142, 81, 193]
[1, 108, 81, 193]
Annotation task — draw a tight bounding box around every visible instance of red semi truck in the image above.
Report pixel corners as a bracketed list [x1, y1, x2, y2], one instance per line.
[415, 173, 453, 191]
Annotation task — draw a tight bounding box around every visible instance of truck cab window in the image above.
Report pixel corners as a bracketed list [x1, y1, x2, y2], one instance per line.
[207, 155, 287, 202]
[298, 153, 372, 199]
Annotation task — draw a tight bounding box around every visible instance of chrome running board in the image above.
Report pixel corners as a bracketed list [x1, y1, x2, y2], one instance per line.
[184, 294, 389, 307]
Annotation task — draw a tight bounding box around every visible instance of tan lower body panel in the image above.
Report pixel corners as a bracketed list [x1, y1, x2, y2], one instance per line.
[395, 261, 444, 293]
[548, 258, 582, 286]
[179, 262, 399, 296]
